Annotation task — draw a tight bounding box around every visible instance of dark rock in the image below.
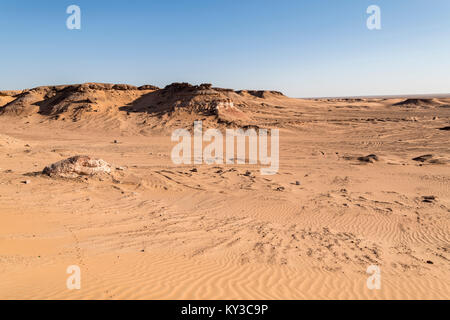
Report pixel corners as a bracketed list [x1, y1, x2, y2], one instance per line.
[412, 154, 434, 162]
[357, 154, 379, 163]
[421, 196, 436, 203]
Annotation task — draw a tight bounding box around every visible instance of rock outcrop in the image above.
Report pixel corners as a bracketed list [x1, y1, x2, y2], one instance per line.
[0, 82, 288, 128]
[43, 155, 112, 178]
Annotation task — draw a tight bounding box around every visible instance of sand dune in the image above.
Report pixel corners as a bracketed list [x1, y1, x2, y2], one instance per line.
[0, 83, 449, 299]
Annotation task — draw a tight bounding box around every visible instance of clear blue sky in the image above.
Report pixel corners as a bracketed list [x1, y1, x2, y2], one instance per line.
[1, 0, 449, 97]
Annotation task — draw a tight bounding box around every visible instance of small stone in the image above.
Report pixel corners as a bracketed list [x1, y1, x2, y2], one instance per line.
[295, 181, 301, 186]
[357, 154, 379, 163]
[22, 180, 31, 184]
[426, 260, 433, 264]
[412, 154, 433, 163]
[421, 196, 436, 203]
[113, 140, 118, 144]
[190, 168, 198, 173]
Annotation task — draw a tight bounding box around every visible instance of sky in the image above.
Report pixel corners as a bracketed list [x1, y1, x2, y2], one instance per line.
[0, 0, 449, 97]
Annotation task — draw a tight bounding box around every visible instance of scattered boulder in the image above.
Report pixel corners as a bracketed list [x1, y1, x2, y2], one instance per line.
[412, 154, 434, 162]
[439, 126, 450, 131]
[421, 196, 436, 203]
[43, 155, 112, 178]
[357, 154, 379, 163]
[412, 154, 447, 164]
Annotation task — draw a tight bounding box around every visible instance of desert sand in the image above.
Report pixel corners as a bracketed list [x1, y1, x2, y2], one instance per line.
[0, 83, 449, 299]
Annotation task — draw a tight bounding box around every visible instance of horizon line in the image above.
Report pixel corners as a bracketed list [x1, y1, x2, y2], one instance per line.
[1, 82, 449, 100]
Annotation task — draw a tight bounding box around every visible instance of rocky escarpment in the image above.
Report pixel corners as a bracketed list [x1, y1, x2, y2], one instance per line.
[0, 82, 287, 127]
[0, 83, 160, 118]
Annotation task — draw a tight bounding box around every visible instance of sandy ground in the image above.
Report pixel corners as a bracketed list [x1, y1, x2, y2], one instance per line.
[0, 85, 449, 299]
